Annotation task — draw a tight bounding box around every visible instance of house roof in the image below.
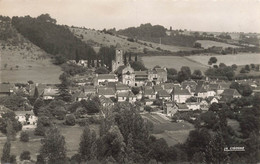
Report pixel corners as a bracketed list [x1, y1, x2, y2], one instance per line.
[116, 83, 129, 91]
[162, 83, 175, 90]
[118, 91, 136, 98]
[97, 74, 117, 80]
[177, 103, 189, 110]
[43, 87, 59, 96]
[208, 84, 219, 91]
[144, 89, 155, 95]
[134, 71, 148, 76]
[174, 88, 191, 95]
[157, 90, 170, 97]
[98, 88, 115, 95]
[221, 89, 240, 97]
[99, 95, 114, 104]
[153, 85, 163, 92]
[116, 43, 122, 49]
[155, 68, 166, 73]
[84, 85, 96, 92]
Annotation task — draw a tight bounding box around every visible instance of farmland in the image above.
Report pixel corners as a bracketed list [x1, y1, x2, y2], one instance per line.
[0, 43, 62, 84]
[142, 55, 209, 72]
[187, 53, 260, 66]
[196, 40, 239, 49]
[141, 113, 194, 146]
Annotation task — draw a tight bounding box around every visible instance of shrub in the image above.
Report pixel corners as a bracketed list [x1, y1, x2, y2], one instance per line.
[20, 151, 31, 161]
[65, 114, 76, 126]
[20, 131, 29, 142]
[77, 118, 89, 126]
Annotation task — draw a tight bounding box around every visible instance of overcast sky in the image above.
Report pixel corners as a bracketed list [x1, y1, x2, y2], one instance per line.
[0, 0, 260, 32]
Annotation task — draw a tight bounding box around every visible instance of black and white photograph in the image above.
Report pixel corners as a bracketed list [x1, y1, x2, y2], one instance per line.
[0, 0, 259, 163]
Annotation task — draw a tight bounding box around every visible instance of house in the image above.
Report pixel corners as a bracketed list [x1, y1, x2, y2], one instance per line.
[145, 99, 154, 106]
[176, 103, 189, 112]
[221, 89, 241, 100]
[143, 87, 156, 99]
[161, 83, 175, 94]
[153, 85, 163, 94]
[134, 71, 149, 86]
[196, 85, 208, 99]
[217, 82, 231, 95]
[99, 95, 114, 108]
[76, 92, 93, 101]
[42, 86, 59, 100]
[181, 80, 197, 95]
[186, 102, 200, 110]
[207, 97, 219, 104]
[117, 91, 136, 103]
[115, 83, 130, 93]
[97, 87, 116, 98]
[0, 83, 14, 97]
[164, 101, 178, 117]
[95, 74, 118, 86]
[15, 111, 37, 125]
[157, 90, 171, 100]
[153, 68, 167, 83]
[172, 88, 192, 103]
[83, 85, 96, 94]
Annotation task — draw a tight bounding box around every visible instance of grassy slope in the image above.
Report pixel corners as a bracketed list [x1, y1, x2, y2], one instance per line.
[0, 19, 62, 84]
[196, 40, 240, 49]
[70, 27, 198, 53]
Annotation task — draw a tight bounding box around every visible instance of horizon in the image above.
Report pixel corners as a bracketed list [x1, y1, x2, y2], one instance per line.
[0, 0, 260, 33]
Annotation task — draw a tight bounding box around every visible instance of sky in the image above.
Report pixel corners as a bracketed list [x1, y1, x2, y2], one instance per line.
[0, 0, 260, 33]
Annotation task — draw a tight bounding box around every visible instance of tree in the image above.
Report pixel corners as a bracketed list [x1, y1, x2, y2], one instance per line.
[20, 150, 31, 161]
[75, 49, 80, 63]
[34, 86, 39, 98]
[6, 119, 17, 141]
[40, 127, 67, 163]
[135, 54, 138, 62]
[33, 98, 44, 116]
[95, 67, 109, 74]
[131, 87, 140, 95]
[194, 42, 201, 48]
[57, 83, 72, 102]
[65, 114, 76, 126]
[191, 70, 203, 79]
[209, 102, 219, 112]
[231, 64, 237, 70]
[20, 131, 29, 142]
[245, 65, 251, 72]
[0, 111, 22, 135]
[208, 57, 217, 65]
[79, 125, 96, 161]
[1, 141, 11, 163]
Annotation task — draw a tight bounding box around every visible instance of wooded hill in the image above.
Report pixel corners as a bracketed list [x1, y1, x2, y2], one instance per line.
[11, 14, 96, 63]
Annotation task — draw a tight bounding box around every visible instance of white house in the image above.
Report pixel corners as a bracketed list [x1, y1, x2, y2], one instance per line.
[15, 111, 37, 125]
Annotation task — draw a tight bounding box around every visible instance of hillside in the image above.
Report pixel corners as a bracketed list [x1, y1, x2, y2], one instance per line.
[70, 27, 198, 54]
[0, 15, 62, 84]
[11, 14, 96, 61]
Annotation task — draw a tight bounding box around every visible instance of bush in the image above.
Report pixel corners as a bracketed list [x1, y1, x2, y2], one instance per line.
[77, 118, 89, 126]
[144, 106, 152, 113]
[65, 114, 76, 126]
[20, 151, 31, 161]
[20, 131, 29, 142]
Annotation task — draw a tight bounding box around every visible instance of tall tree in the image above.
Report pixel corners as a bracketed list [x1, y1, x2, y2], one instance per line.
[135, 54, 138, 62]
[33, 98, 44, 116]
[1, 140, 11, 163]
[6, 119, 16, 141]
[79, 125, 96, 161]
[34, 86, 39, 98]
[75, 49, 80, 63]
[40, 127, 67, 163]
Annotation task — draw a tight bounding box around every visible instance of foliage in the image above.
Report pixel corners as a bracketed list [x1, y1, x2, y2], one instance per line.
[20, 131, 29, 142]
[65, 114, 76, 126]
[33, 98, 45, 116]
[79, 125, 97, 161]
[177, 66, 191, 83]
[208, 57, 217, 65]
[20, 150, 31, 161]
[12, 14, 96, 62]
[40, 127, 67, 163]
[131, 87, 140, 95]
[191, 69, 203, 79]
[167, 68, 178, 82]
[130, 61, 147, 71]
[0, 95, 27, 111]
[95, 67, 110, 74]
[205, 65, 235, 80]
[81, 98, 101, 114]
[98, 46, 115, 70]
[0, 111, 22, 134]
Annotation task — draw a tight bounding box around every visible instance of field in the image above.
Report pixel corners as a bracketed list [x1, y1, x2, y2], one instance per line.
[141, 113, 194, 146]
[0, 124, 99, 161]
[196, 40, 239, 49]
[70, 27, 198, 53]
[142, 56, 209, 72]
[187, 53, 260, 66]
[0, 42, 62, 84]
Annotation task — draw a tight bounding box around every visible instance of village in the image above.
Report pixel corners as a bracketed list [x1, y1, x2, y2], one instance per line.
[1, 43, 260, 127]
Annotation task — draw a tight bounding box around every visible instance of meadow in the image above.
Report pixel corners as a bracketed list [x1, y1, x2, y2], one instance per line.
[187, 53, 260, 66]
[0, 43, 62, 84]
[142, 56, 209, 72]
[196, 40, 239, 49]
